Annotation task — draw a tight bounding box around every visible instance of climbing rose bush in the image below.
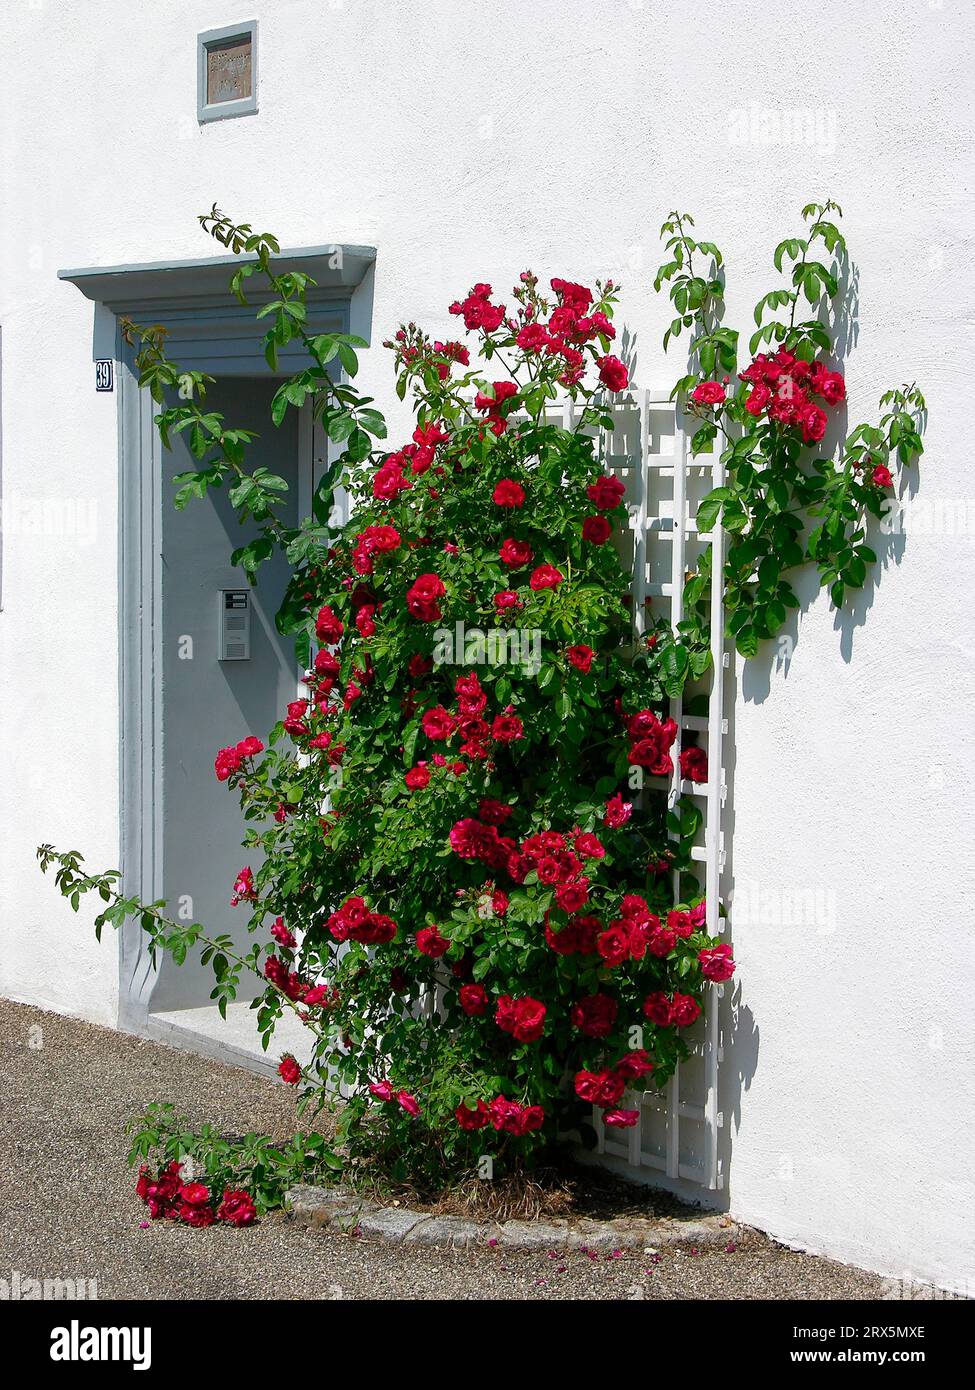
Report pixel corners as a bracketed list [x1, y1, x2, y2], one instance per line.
[199, 261, 734, 1183]
[41, 202, 923, 1198]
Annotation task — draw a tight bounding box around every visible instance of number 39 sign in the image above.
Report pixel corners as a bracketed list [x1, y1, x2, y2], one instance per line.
[95, 359, 114, 392]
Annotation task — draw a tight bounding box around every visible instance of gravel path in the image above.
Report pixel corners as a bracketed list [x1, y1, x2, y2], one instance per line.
[0, 998, 895, 1301]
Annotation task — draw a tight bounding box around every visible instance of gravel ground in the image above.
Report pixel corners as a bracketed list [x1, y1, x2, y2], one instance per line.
[0, 998, 897, 1301]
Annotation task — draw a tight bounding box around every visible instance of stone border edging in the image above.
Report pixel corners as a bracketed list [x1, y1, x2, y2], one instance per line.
[286, 1183, 740, 1252]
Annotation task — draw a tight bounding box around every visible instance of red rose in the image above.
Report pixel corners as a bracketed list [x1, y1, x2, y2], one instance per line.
[551, 277, 593, 311]
[179, 1181, 210, 1206]
[499, 538, 533, 568]
[574, 832, 605, 860]
[699, 943, 736, 982]
[459, 983, 488, 1016]
[494, 589, 522, 611]
[603, 1108, 640, 1128]
[456, 1100, 490, 1130]
[315, 605, 344, 645]
[278, 1055, 302, 1085]
[620, 894, 652, 922]
[744, 383, 771, 416]
[642, 992, 672, 1027]
[647, 924, 677, 957]
[597, 923, 631, 968]
[302, 984, 338, 1008]
[369, 1079, 396, 1101]
[603, 794, 632, 828]
[422, 706, 455, 740]
[586, 474, 626, 510]
[491, 713, 523, 743]
[691, 380, 727, 406]
[405, 765, 431, 790]
[217, 1189, 257, 1227]
[615, 1049, 654, 1080]
[492, 479, 526, 508]
[179, 1202, 217, 1227]
[667, 909, 694, 939]
[406, 572, 445, 623]
[582, 514, 612, 544]
[214, 747, 241, 781]
[495, 994, 546, 1042]
[372, 463, 411, 500]
[597, 354, 629, 391]
[679, 746, 708, 783]
[574, 1069, 626, 1107]
[555, 879, 590, 913]
[416, 924, 450, 958]
[872, 464, 893, 488]
[800, 402, 827, 443]
[566, 644, 594, 673]
[515, 322, 551, 353]
[488, 1095, 544, 1135]
[397, 1090, 421, 1117]
[809, 364, 846, 405]
[570, 992, 618, 1038]
[450, 283, 506, 332]
[270, 917, 296, 949]
[408, 653, 433, 678]
[626, 709, 679, 776]
[670, 991, 702, 1026]
[529, 563, 563, 590]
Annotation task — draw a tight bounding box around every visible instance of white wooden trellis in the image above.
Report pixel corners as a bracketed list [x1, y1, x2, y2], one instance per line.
[524, 391, 728, 1192]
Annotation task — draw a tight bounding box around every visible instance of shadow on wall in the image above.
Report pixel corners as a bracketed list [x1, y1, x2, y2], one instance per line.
[711, 250, 928, 1199]
[718, 650, 758, 1205]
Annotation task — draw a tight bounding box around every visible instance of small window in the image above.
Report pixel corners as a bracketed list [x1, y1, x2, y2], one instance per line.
[197, 21, 258, 124]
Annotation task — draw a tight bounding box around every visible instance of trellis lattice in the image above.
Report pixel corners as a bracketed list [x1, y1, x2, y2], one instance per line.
[525, 391, 729, 1191]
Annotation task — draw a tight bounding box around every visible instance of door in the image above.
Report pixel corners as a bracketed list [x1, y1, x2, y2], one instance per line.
[149, 377, 301, 1011]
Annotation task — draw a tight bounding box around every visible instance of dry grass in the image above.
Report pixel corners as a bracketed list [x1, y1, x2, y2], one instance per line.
[350, 1156, 699, 1224]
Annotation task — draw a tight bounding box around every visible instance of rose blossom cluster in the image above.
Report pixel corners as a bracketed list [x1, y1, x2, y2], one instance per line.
[575, 1047, 655, 1129]
[455, 1094, 545, 1135]
[624, 708, 679, 776]
[691, 349, 846, 446]
[368, 1079, 422, 1117]
[135, 1160, 256, 1228]
[263, 951, 340, 1011]
[372, 422, 450, 500]
[448, 823, 600, 916]
[384, 323, 470, 384]
[409, 671, 523, 774]
[442, 274, 630, 398]
[327, 895, 398, 945]
[214, 735, 264, 782]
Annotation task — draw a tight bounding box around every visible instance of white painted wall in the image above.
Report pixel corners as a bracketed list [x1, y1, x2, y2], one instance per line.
[1, 0, 973, 1289]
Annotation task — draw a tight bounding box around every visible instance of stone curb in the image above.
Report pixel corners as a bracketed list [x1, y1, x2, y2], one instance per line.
[286, 1183, 741, 1252]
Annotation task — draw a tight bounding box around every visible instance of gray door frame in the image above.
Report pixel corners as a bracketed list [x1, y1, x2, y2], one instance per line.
[59, 246, 374, 1041]
[117, 299, 353, 1039]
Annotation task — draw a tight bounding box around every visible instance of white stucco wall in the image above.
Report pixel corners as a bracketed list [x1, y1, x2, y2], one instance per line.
[1, 0, 973, 1289]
